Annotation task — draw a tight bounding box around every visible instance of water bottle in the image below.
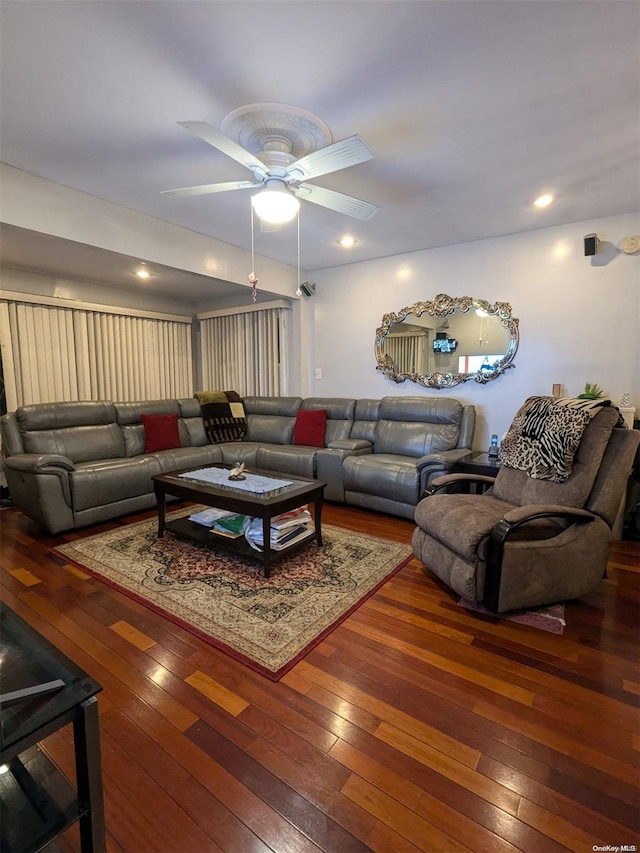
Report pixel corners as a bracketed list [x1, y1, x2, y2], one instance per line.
[488, 434, 499, 459]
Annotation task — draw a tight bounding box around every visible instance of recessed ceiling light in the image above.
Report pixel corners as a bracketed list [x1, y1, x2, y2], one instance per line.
[533, 194, 554, 209]
[136, 268, 150, 279]
[338, 235, 356, 248]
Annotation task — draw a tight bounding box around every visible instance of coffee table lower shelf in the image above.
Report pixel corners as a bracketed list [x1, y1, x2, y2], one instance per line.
[164, 515, 320, 571]
[154, 464, 326, 578]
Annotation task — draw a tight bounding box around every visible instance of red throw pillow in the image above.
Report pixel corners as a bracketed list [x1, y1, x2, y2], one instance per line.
[141, 413, 181, 453]
[293, 409, 327, 448]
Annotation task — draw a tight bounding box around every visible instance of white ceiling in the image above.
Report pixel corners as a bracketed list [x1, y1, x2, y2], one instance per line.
[1, 0, 638, 294]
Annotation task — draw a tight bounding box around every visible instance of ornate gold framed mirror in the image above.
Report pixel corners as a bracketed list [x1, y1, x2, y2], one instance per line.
[375, 294, 519, 389]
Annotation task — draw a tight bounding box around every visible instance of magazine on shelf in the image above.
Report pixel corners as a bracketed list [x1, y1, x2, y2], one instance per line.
[211, 527, 245, 539]
[269, 506, 312, 531]
[244, 506, 313, 552]
[211, 514, 250, 537]
[189, 507, 236, 527]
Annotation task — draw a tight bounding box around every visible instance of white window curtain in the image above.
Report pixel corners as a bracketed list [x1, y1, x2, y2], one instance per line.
[385, 333, 428, 375]
[199, 305, 284, 396]
[0, 299, 193, 410]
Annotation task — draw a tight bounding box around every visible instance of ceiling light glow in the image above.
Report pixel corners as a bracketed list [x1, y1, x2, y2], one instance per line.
[339, 235, 356, 248]
[135, 268, 150, 279]
[533, 194, 554, 208]
[252, 184, 300, 224]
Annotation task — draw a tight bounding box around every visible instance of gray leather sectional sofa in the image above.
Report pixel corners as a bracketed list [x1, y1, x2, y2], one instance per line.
[1, 395, 475, 534]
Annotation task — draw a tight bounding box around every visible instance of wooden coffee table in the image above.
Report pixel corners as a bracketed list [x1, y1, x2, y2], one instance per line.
[153, 463, 325, 578]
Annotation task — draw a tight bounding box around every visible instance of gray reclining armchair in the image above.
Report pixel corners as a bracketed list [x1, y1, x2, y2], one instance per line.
[412, 398, 640, 613]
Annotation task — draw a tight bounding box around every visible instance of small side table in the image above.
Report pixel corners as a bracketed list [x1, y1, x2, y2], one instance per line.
[455, 452, 502, 493]
[0, 603, 105, 852]
[457, 452, 502, 478]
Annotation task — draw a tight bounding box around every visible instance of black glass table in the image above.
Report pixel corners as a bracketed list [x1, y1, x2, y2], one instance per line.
[455, 452, 502, 493]
[0, 603, 105, 852]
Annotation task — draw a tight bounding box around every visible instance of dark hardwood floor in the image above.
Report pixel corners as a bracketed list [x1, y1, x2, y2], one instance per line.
[1, 501, 638, 853]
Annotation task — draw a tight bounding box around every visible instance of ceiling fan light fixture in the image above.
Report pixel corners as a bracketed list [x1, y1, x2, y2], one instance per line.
[252, 183, 300, 224]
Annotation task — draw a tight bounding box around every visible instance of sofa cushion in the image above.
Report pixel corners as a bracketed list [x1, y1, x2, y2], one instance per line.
[177, 398, 209, 447]
[350, 399, 380, 442]
[149, 445, 224, 472]
[17, 401, 117, 431]
[256, 445, 317, 479]
[415, 492, 513, 561]
[216, 442, 261, 467]
[71, 456, 161, 511]
[17, 401, 124, 463]
[116, 400, 182, 457]
[116, 400, 180, 424]
[375, 420, 460, 458]
[301, 398, 356, 443]
[375, 397, 463, 457]
[293, 409, 327, 447]
[23, 423, 125, 463]
[343, 454, 423, 505]
[244, 397, 301, 445]
[142, 414, 181, 453]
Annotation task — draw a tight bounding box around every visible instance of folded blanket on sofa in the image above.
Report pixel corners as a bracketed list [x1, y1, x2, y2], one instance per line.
[194, 390, 247, 444]
[500, 395, 614, 483]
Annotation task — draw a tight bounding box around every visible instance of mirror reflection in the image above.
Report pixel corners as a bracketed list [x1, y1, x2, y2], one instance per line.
[375, 294, 519, 388]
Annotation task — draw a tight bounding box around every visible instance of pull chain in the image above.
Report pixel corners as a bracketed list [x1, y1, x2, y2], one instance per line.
[296, 208, 302, 296]
[249, 203, 258, 302]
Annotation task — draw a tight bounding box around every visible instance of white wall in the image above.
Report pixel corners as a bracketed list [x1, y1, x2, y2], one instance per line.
[309, 212, 640, 450]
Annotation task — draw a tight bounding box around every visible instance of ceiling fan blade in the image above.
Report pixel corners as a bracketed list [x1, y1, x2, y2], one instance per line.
[295, 183, 379, 220]
[177, 121, 268, 179]
[286, 135, 374, 182]
[162, 180, 261, 198]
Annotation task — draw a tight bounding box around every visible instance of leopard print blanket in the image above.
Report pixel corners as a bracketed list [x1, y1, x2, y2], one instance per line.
[500, 396, 615, 483]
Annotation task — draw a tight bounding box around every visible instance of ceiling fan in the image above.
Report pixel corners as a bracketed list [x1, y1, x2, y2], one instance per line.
[162, 120, 379, 224]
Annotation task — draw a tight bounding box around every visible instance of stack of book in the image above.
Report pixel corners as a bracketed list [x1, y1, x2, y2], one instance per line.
[189, 508, 249, 538]
[245, 506, 313, 552]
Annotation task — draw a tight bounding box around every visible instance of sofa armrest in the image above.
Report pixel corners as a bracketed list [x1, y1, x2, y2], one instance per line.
[5, 453, 75, 474]
[423, 472, 497, 498]
[5, 453, 74, 509]
[326, 439, 373, 453]
[0, 412, 25, 457]
[500, 504, 596, 528]
[484, 505, 598, 612]
[415, 448, 474, 472]
[415, 449, 477, 491]
[316, 441, 373, 502]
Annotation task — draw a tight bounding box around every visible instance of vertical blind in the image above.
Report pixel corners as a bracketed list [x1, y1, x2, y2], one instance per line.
[199, 306, 283, 396]
[0, 300, 193, 409]
[385, 333, 429, 375]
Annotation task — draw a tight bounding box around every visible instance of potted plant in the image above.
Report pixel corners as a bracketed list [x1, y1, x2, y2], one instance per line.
[577, 382, 605, 400]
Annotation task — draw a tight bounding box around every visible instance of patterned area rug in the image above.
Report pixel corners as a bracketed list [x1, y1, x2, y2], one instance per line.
[54, 509, 412, 680]
[458, 598, 566, 634]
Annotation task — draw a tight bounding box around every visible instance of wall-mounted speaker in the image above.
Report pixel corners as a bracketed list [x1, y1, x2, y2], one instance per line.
[584, 233, 599, 256]
[300, 281, 316, 297]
